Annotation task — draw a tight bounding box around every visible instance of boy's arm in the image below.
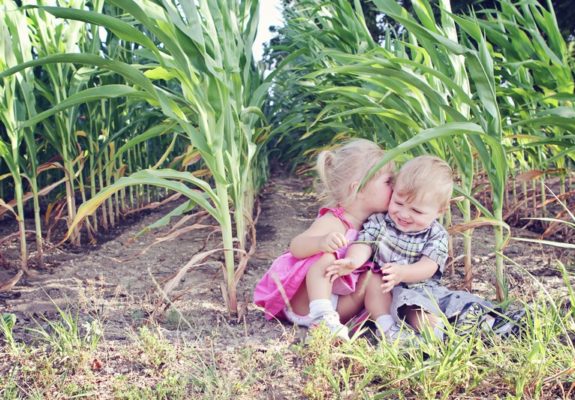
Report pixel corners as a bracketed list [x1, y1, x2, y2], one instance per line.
[380, 256, 438, 293]
[380, 223, 449, 292]
[289, 214, 347, 258]
[324, 243, 373, 282]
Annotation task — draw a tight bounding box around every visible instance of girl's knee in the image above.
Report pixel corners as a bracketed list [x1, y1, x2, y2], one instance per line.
[307, 254, 336, 274]
[312, 262, 328, 273]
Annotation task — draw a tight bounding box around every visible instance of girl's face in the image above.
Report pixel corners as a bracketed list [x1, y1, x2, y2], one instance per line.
[360, 171, 394, 214]
[388, 191, 442, 232]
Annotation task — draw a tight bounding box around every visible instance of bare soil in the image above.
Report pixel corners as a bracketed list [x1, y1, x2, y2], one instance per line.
[0, 171, 573, 398]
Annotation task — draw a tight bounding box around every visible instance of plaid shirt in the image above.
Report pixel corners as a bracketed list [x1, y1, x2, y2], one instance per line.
[356, 213, 448, 282]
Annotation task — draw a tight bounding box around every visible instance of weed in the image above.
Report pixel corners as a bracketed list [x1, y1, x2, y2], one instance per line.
[61, 381, 96, 398]
[0, 313, 18, 354]
[164, 307, 189, 331]
[300, 325, 349, 399]
[113, 373, 188, 399]
[0, 369, 20, 400]
[29, 310, 101, 365]
[135, 326, 175, 368]
[295, 293, 575, 400]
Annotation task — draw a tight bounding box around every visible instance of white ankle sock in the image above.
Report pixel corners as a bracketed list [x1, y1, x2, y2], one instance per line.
[309, 299, 334, 319]
[375, 314, 395, 333]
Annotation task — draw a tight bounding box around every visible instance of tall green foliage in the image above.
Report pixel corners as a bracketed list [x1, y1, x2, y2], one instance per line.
[0, 0, 271, 314]
[1, 0, 38, 273]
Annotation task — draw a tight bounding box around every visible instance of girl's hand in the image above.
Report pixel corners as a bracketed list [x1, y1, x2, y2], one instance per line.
[380, 263, 403, 293]
[319, 232, 348, 253]
[325, 258, 356, 283]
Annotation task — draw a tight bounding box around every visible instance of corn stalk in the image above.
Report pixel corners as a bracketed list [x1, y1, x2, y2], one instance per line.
[0, 0, 34, 274]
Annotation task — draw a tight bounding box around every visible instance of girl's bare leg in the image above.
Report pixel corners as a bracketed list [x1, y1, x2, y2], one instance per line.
[289, 281, 309, 316]
[290, 253, 335, 316]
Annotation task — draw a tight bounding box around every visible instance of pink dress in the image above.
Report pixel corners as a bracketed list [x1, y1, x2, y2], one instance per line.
[253, 207, 368, 320]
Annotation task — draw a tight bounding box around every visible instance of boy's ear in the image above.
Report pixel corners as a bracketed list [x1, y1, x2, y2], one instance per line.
[438, 204, 449, 215]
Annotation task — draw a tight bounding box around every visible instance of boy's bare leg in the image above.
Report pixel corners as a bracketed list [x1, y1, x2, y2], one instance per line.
[404, 307, 442, 338]
[364, 271, 395, 336]
[365, 271, 392, 317]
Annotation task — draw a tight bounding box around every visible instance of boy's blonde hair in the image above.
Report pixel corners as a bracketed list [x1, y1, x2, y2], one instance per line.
[394, 155, 453, 212]
[316, 138, 393, 207]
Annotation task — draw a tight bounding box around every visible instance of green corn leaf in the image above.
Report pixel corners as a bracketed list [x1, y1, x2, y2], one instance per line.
[140, 169, 220, 208]
[452, 184, 494, 218]
[137, 199, 197, 236]
[27, 5, 159, 54]
[114, 121, 179, 163]
[360, 122, 485, 188]
[68, 169, 221, 239]
[0, 53, 187, 122]
[511, 237, 575, 250]
[19, 85, 148, 128]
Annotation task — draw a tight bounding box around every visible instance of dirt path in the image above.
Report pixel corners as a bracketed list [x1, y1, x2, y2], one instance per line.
[0, 174, 317, 346]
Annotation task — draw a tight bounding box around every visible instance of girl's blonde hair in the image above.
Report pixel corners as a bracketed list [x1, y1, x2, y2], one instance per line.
[394, 155, 453, 211]
[315, 138, 393, 207]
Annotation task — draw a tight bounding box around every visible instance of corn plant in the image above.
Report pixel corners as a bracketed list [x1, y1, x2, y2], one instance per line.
[0, 0, 270, 314]
[265, 0, 382, 164]
[1, 0, 111, 249]
[84, 22, 176, 233]
[0, 0, 35, 274]
[20, 0, 102, 246]
[482, 0, 575, 221]
[0, 313, 20, 358]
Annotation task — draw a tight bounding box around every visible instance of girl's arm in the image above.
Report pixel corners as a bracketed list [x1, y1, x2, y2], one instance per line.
[379, 256, 438, 293]
[289, 214, 347, 258]
[324, 243, 373, 282]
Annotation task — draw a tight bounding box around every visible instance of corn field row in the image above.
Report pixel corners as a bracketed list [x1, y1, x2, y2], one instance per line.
[1, 0, 573, 313]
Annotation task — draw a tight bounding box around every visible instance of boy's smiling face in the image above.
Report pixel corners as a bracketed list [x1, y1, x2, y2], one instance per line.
[388, 191, 442, 233]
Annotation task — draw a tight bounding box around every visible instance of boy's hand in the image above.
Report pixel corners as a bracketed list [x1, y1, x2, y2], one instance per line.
[325, 258, 356, 283]
[380, 263, 403, 293]
[319, 232, 348, 253]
